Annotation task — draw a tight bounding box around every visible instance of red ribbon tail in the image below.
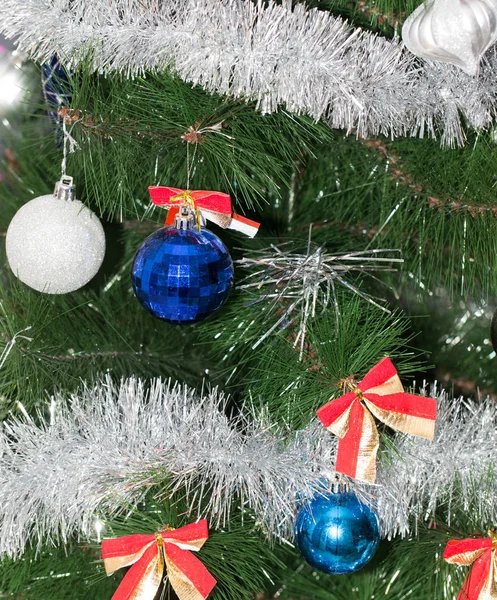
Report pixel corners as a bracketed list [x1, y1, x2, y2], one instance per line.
[111, 544, 160, 600]
[229, 213, 260, 237]
[460, 550, 493, 600]
[165, 207, 179, 226]
[335, 400, 378, 483]
[165, 543, 217, 600]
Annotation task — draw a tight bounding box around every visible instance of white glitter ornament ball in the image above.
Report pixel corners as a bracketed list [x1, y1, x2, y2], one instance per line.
[6, 177, 105, 294]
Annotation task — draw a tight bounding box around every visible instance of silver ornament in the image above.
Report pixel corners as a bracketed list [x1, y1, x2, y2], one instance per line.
[402, 0, 497, 75]
[6, 177, 105, 294]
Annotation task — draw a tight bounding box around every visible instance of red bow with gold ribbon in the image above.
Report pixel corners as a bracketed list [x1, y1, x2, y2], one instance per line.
[316, 357, 437, 483]
[102, 520, 216, 600]
[444, 534, 497, 599]
[149, 186, 260, 237]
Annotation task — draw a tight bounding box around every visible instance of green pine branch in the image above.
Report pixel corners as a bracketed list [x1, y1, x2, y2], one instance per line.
[201, 291, 423, 428]
[0, 265, 211, 416]
[0, 493, 291, 600]
[0, 64, 333, 225]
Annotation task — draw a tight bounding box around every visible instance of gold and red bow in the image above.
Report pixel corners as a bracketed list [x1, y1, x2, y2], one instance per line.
[148, 186, 259, 237]
[444, 534, 497, 599]
[316, 357, 437, 483]
[102, 520, 216, 600]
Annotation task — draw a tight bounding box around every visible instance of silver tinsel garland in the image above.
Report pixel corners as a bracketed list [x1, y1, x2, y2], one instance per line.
[0, 377, 496, 558]
[377, 388, 497, 538]
[0, 378, 335, 557]
[1, 0, 496, 145]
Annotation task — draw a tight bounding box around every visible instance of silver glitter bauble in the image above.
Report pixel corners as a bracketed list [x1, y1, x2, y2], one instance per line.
[6, 178, 105, 294]
[402, 0, 497, 75]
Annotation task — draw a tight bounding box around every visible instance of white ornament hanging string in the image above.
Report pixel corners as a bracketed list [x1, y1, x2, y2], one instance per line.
[60, 115, 79, 178]
[185, 137, 200, 191]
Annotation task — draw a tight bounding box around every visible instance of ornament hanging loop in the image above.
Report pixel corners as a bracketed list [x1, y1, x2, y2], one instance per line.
[339, 375, 359, 395]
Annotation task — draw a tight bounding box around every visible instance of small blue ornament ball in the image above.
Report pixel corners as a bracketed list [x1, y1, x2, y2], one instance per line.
[132, 226, 234, 324]
[294, 491, 380, 575]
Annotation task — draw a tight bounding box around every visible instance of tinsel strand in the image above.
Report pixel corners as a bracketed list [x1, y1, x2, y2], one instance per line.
[1, 0, 496, 145]
[236, 243, 402, 357]
[0, 377, 496, 558]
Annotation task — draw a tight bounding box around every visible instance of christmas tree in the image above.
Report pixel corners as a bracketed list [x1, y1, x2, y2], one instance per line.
[0, 0, 496, 598]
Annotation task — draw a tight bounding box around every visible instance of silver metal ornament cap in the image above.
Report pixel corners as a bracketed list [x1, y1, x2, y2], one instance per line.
[330, 476, 350, 494]
[174, 205, 197, 231]
[53, 175, 76, 201]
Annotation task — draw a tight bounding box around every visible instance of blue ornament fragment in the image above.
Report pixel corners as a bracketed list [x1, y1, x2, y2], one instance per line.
[41, 56, 71, 140]
[294, 491, 380, 575]
[42, 56, 71, 109]
[132, 226, 234, 325]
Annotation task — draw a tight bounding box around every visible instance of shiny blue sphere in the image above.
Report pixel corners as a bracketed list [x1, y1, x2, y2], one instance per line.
[295, 491, 380, 575]
[132, 226, 234, 324]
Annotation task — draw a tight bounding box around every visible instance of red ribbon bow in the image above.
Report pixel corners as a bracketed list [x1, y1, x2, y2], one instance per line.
[148, 186, 260, 237]
[316, 357, 437, 483]
[102, 520, 216, 600]
[444, 535, 497, 599]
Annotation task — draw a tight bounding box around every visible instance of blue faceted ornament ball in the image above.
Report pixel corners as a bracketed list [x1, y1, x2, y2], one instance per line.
[294, 491, 380, 575]
[132, 226, 234, 325]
